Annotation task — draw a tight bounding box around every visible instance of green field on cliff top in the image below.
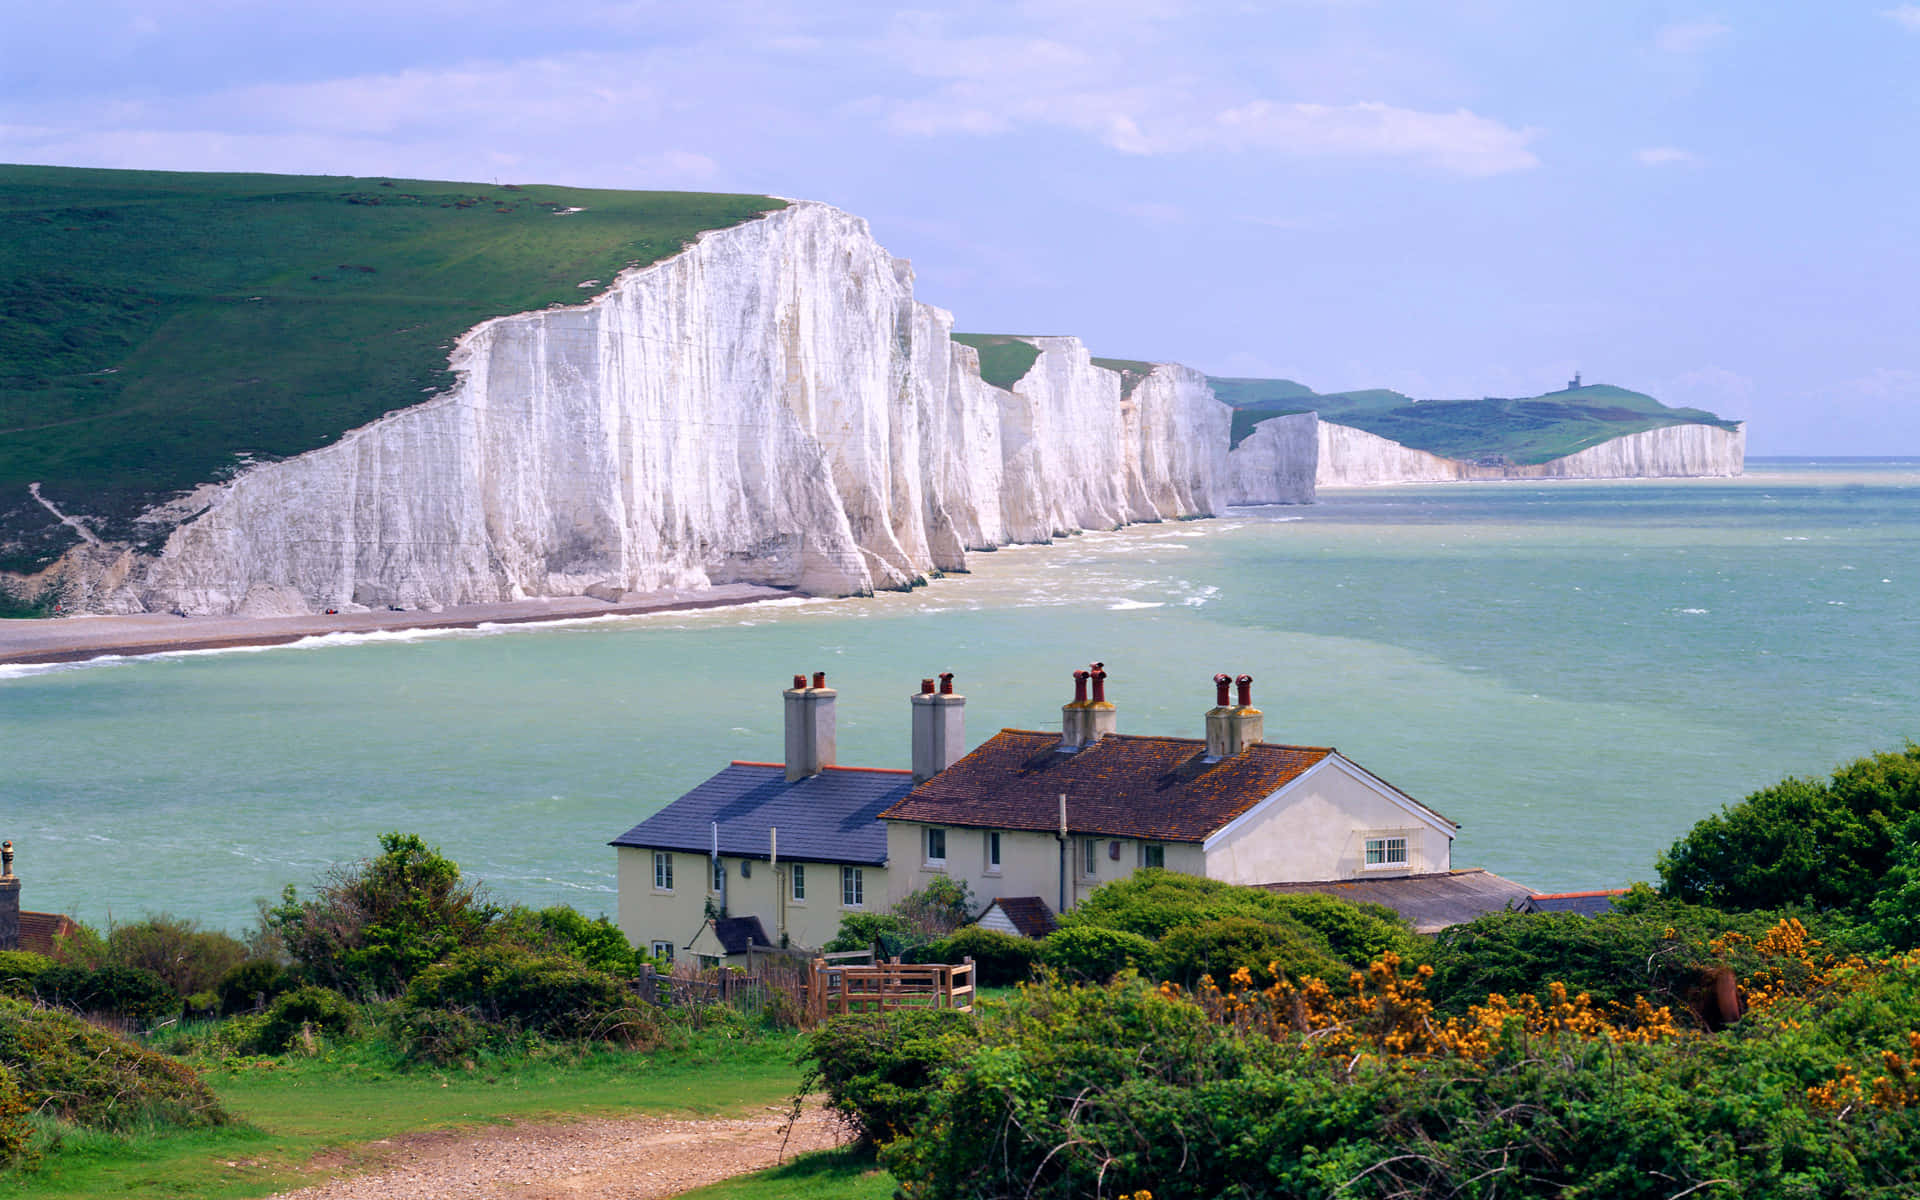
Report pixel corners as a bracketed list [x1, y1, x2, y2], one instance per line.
[1212, 376, 1741, 464]
[0, 164, 783, 574]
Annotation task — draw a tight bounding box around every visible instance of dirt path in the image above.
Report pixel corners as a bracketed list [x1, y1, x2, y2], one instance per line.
[265, 1102, 849, 1200]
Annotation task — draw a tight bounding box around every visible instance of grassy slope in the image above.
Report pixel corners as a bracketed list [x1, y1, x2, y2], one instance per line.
[951, 334, 1042, 391]
[0, 1037, 803, 1200]
[0, 165, 784, 573]
[1209, 376, 1740, 464]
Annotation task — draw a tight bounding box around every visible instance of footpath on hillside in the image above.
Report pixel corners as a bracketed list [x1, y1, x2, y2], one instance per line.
[267, 1101, 846, 1200]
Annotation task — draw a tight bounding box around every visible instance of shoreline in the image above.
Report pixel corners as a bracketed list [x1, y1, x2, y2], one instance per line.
[0, 584, 796, 667]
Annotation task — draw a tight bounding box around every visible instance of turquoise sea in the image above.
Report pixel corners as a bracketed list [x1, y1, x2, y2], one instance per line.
[3, 460, 1917, 932]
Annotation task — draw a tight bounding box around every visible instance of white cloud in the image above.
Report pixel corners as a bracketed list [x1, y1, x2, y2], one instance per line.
[1209, 101, 1539, 174]
[1636, 146, 1701, 167]
[1882, 5, 1920, 31]
[1654, 20, 1731, 54]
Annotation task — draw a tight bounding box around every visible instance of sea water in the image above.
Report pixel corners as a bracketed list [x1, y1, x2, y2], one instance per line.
[3, 460, 1916, 932]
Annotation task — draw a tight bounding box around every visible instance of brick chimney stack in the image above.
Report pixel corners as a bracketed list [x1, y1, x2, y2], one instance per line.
[911, 672, 967, 782]
[1059, 663, 1116, 751]
[784, 672, 838, 782]
[0, 841, 18, 953]
[1204, 673, 1265, 759]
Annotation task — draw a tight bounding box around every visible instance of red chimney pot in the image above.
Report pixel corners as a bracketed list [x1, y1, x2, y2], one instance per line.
[812, 670, 827, 689]
[1090, 662, 1107, 704]
[1213, 672, 1231, 707]
[1072, 670, 1089, 704]
[1236, 674, 1253, 708]
[792, 674, 807, 690]
[939, 672, 954, 695]
[920, 678, 935, 695]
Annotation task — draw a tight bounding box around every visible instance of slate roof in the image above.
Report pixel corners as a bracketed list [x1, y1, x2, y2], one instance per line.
[709, 915, 773, 955]
[878, 729, 1337, 841]
[1522, 889, 1628, 918]
[610, 761, 911, 867]
[1259, 869, 1534, 934]
[983, 896, 1058, 939]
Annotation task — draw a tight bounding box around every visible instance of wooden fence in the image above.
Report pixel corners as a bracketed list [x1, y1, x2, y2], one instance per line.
[805, 955, 975, 1024]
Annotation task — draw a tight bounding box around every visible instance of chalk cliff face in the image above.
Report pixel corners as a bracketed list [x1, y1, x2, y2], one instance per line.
[93, 203, 1232, 615]
[1315, 421, 1746, 488]
[1223, 413, 1318, 505]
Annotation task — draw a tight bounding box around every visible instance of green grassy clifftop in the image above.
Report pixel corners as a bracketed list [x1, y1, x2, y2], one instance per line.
[0, 165, 783, 574]
[1212, 376, 1741, 462]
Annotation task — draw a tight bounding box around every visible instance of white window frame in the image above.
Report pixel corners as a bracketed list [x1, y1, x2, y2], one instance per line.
[791, 862, 807, 902]
[712, 856, 726, 894]
[650, 940, 674, 962]
[1364, 835, 1409, 869]
[653, 851, 674, 892]
[925, 826, 947, 867]
[1141, 842, 1166, 870]
[1083, 837, 1098, 878]
[841, 865, 865, 908]
[985, 830, 1002, 875]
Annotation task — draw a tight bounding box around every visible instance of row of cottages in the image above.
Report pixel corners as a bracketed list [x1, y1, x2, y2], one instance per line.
[610, 667, 1459, 965]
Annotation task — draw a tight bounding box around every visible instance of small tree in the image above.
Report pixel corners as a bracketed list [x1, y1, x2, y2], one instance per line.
[267, 833, 498, 999]
[896, 877, 974, 939]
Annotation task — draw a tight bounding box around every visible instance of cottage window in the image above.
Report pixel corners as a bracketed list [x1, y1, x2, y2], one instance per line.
[712, 856, 726, 893]
[842, 866, 865, 907]
[1364, 836, 1408, 868]
[791, 863, 806, 901]
[1083, 837, 1098, 877]
[926, 827, 947, 866]
[653, 851, 673, 891]
[1142, 843, 1166, 870]
[985, 831, 1002, 873]
[650, 940, 675, 962]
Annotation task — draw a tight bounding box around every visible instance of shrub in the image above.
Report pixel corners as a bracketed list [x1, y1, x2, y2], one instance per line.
[403, 945, 657, 1047]
[32, 963, 177, 1024]
[104, 914, 249, 998]
[253, 986, 357, 1053]
[910, 927, 1040, 986]
[0, 1065, 29, 1168]
[0, 996, 226, 1131]
[802, 1008, 978, 1146]
[1037, 926, 1155, 981]
[389, 1006, 492, 1066]
[895, 877, 975, 939]
[824, 913, 921, 958]
[499, 905, 642, 976]
[1659, 744, 1920, 915]
[1154, 916, 1345, 988]
[1064, 870, 1416, 966]
[217, 958, 299, 1016]
[0, 951, 53, 999]
[268, 832, 500, 999]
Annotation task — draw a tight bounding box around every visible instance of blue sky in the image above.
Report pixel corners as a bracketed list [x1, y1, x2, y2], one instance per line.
[5, 2, 1916, 453]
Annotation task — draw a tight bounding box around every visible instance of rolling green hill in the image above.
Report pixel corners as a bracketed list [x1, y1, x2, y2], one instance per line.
[0, 165, 783, 574]
[1210, 376, 1740, 462]
[951, 334, 1043, 391]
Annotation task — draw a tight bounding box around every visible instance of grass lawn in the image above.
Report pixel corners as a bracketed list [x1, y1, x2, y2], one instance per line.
[678, 1147, 896, 1200]
[0, 165, 783, 573]
[0, 1034, 807, 1200]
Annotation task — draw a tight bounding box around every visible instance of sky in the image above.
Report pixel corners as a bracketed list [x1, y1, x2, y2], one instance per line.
[4, 2, 1916, 454]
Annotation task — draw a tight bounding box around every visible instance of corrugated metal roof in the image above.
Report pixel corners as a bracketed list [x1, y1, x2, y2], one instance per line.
[1259, 869, 1535, 933]
[879, 729, 1334, 841]
[609, 761, 911, 867]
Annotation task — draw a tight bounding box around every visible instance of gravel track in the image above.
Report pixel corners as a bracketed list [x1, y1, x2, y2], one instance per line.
[265, 1102, 848, 1200]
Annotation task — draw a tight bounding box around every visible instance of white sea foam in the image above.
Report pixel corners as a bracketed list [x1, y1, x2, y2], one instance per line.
[1107, 599, 1166, 610]
[1677, 608, 1710, 615]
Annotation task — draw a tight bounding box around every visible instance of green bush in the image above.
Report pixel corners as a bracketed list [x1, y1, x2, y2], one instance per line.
[0, 996, 225, 1131]
[1659, 744, 1920, 916]
[1037, 926, 1155, 981]
[268, 832, 500, 999]
[0, 1064, 29, 1167]
[824, 913, 921, 958]
[910, 927, 1040, 986]
[1154, 916, 1345, 988]
[499, 905, 643, 976]
[103, 914, 250, 999]
[0, 951, 53, 999]
[389, 1006, 492, 1066]
[31, 963, 177, 1023]
[802, 1008, 978, 1146]
[403, 945, 657, 1047]
[251, 986, 357, 1053]
[216, 958, 299, 1016]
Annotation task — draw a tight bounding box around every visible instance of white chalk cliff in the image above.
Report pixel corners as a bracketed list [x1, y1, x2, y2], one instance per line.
[96, 202, 1230, 615]
[1313, 421, 1746, 488]
[1222, 413, 1318, 505]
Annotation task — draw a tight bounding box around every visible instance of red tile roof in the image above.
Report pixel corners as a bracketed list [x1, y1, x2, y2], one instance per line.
[879, 729, 1334, 842]
[984, 896, 1058, 939]
[17, 911, 79, 957]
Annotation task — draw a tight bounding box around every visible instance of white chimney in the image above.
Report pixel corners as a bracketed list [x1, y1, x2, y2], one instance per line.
[911, 672, 967, 782]
[1058, 663, 1115, 751]
[1205, 673, 1263, 759]
[784, 671, 837, 782]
